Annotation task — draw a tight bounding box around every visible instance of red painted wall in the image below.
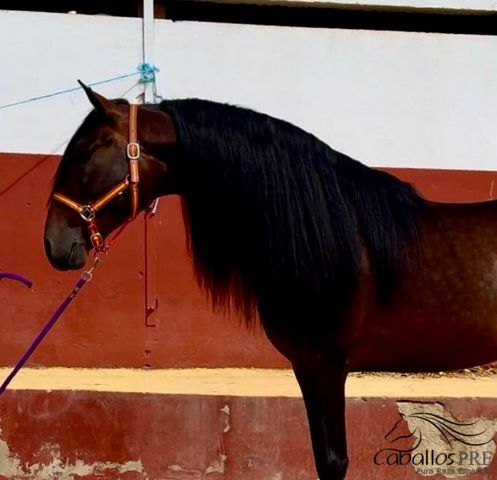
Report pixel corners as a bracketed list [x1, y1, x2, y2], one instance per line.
[0, 153, 286, 369]
[1, 152, 497, 368]
[1, 391, 496, 479]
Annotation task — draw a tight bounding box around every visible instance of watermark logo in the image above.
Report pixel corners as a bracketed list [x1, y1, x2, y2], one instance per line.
[374, 402, 497, 477]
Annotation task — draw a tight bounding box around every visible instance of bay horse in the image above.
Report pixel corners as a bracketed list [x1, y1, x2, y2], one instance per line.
[44, 85, 497, 480]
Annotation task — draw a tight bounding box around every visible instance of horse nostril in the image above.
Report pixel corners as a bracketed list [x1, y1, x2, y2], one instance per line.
[44, 238, 53, 258]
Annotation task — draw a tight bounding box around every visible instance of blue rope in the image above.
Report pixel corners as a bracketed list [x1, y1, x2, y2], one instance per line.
[0, 63, 159, 111]
[138, 63, 159, 84]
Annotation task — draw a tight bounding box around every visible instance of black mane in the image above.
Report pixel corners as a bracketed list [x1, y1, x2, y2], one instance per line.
[161, 99, 426, 328]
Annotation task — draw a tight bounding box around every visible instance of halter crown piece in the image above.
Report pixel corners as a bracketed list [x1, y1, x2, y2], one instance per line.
[53, 104, 141, 252]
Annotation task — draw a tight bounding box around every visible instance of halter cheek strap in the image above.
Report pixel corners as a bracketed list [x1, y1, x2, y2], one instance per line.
[128, 101, 140, 218]
[52, 104, 141, 252]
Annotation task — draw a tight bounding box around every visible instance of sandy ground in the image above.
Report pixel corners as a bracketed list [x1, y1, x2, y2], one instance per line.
[0, 368, 496, 398]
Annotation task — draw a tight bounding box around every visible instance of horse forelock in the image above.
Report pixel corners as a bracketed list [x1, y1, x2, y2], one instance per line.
[161, 99, 426, 327]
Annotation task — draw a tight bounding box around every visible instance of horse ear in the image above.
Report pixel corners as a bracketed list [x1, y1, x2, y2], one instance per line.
[78, 80, 119, 118]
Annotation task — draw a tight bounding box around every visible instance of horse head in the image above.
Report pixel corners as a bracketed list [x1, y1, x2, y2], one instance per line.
[383, 412, 422, 451]
[44, 84, 176, 270]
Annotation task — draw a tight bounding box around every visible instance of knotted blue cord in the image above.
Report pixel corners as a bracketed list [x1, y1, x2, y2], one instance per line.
[138, 63, 159, 84]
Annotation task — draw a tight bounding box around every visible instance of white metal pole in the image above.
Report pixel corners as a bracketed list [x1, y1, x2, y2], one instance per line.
[142, 0, 155, 103]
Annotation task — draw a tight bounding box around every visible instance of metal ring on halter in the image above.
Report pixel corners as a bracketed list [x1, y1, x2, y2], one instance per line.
[79, 205, 96, 221]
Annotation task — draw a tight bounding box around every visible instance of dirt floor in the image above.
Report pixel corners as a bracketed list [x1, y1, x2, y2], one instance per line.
[358, 361, 497, 378]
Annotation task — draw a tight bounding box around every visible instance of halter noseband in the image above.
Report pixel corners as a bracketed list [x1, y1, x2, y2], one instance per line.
[52, 103, 141, 252]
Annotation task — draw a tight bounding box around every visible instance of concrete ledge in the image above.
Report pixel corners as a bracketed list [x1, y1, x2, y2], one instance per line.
[1, 367, 497, 397]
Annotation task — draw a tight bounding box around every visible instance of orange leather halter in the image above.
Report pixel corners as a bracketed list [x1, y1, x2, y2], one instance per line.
[52, 103, 141, 252]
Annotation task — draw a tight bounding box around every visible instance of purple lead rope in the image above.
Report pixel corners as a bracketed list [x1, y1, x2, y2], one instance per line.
[0, 260, 99, 396]
[0, 272, 33, 288]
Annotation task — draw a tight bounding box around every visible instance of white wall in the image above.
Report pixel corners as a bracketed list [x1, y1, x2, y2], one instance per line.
[1, 10, 497, 170]
[0, 11, 142, 155]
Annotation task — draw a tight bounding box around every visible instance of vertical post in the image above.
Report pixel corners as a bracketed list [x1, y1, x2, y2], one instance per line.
[142, 0, 159, 369]
[142, 0, 155, 103]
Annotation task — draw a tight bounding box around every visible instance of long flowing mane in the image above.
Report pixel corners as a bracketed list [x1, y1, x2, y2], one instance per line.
[161, 99, 427, 326]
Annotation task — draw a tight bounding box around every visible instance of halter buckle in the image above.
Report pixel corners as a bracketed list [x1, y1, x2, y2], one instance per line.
[90, 232, 105, 250]
[79, 205, 96, 221]
[127, 142, 141, 160]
